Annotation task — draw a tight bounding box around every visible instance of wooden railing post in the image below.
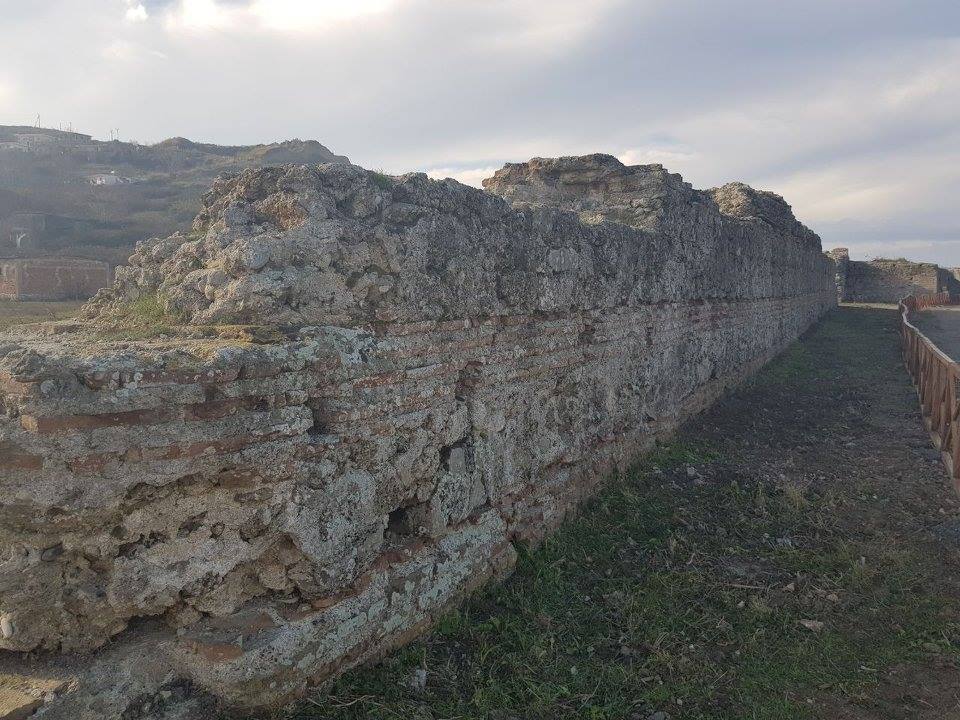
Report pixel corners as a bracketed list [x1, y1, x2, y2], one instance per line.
[899, 292, 960, 486]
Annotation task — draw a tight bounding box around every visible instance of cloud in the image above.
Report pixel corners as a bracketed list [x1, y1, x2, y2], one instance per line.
[619, 145, 700, 169]
[425, 166, 500, 188]
[163, 0, 399, 32]
[101, 40, 137, 61]
[124, 2, 149, 23]
[249, 0, 397, 31]
[164, 0, 235, 30]
[101, 39, 168, 62]
[2, 0, 960, 262]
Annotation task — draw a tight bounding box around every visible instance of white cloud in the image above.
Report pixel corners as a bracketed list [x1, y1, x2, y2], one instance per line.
[249, 0, 397, 31]
[618, 146, 700, 170]
[165, 0, 237, 30]
[425, 166, 499, 188]
[101, 39, 168, 63]
[882, 65, 951, 108]
[655, 38, 960, 189]
[101, 40, 136, 61]
[164, 0, 398, 32]
[464, 0, 624, 54]
[124, 2, 148, 23]
[775, 169, 905, 224]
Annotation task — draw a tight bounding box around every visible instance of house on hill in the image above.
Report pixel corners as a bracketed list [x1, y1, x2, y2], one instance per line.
[88, 172, 130, 186]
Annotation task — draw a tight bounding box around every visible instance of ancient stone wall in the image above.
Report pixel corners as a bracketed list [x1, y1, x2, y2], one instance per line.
[826, 248, 849, 302]
[0, 156, 835, 719]
[832, 253, 959, 303]
[0, 257, 113, 301]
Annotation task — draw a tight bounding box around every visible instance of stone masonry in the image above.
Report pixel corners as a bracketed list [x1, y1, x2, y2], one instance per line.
[0, 258, 112, 301]
[826, 248, 850, 303]
[830, 251, 960, 303]
[0, 155, 835, 719]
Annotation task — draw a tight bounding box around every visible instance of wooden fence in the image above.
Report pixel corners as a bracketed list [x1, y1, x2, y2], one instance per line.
[899, 292, 960, 485]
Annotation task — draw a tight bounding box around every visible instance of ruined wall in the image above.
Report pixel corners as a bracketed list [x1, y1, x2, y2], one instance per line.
[832, 253, 959, 303]
[0, 257, 113, 301]
[0, 156, 835, 719]
[0, 263, 15, 298]
[826, 248, 849, 302]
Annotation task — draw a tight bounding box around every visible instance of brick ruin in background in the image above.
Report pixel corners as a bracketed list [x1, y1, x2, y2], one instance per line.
[0, 155, 836, 719]
[829, 248, 960, 303]
[0, 257, 113, 301]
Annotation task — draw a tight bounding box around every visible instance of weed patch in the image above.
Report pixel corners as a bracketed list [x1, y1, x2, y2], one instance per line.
[370, 170, 394, 191]
[96, 293, 185, 339]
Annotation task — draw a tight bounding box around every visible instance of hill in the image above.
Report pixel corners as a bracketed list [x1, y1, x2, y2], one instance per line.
[0, 125, 349, 264]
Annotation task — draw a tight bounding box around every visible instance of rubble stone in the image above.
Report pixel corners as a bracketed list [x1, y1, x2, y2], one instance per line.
[0, 155, 835, 717]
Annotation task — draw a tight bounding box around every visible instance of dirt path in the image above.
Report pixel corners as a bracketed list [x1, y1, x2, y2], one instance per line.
[0, 300, 82, 330]
[265, 306, 960, 720]
[910, 306, 960, 361]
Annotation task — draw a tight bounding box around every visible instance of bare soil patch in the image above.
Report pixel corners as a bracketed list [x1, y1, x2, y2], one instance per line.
[0, 299, 83, 330]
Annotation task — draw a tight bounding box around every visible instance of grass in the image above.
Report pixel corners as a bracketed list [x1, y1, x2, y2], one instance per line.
[93, 294, 290, 347]
[0, 299, 84, 330]
[259, 307, 960, 720]
[753, 343, 822, 385]
[294, 455, 952, 719]
[95, 292, 185, 339]
[0, 293, 285, 354]
[370, 169, 395, 191]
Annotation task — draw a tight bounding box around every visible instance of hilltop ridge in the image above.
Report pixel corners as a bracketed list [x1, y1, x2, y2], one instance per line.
[0, 125, 349, 263]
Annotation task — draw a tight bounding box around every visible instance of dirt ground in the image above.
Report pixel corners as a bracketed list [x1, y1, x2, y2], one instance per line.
[910, 306, 960, 362]
[0, 299, 83, 330]
[236, 304, 960, 718]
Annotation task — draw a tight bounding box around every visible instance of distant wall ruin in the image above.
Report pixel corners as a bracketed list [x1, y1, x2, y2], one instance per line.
[830, 249, 959, 303]
[0, 257, 112, 301]
[0, 156, 836, 718]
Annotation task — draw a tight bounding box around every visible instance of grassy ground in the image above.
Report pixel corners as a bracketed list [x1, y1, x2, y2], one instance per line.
[93, 295, 288, 345]
[260, 305, 960, 718]
[93, 294, 184, 339]
[0, 299, 83, 330]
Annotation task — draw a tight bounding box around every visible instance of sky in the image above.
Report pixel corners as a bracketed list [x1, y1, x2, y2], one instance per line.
[1, 0, 959, 263]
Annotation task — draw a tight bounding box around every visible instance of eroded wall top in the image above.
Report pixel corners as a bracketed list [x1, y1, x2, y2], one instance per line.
[80, 155, 832, 331]
[831, 252, 960, 302]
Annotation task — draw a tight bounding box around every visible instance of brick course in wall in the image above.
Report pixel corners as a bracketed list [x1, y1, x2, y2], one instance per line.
[0, 156, 836, 718]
